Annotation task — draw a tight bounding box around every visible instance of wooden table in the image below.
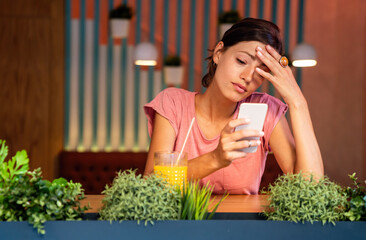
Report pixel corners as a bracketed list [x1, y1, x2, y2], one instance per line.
[81, 194, 270, 213]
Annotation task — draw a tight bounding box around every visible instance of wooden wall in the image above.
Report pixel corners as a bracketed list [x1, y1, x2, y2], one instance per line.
[0, 0, 64, 180]
[303, 0, 366, 185]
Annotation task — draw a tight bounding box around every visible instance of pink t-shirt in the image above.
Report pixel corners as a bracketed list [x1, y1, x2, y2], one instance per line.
[144, 87, 287, 194]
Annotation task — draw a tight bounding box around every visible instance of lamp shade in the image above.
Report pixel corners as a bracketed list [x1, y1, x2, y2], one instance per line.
[134, 42, 158, 66]
[291, 43, 317, 67]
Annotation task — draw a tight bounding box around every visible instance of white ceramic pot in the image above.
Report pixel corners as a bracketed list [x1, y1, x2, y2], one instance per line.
[110, 19, 130, 39]
[163, 66, 184, 87]
[219, 23, 233, 39]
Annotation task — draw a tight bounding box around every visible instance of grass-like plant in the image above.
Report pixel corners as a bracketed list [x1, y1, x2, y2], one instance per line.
[262, 172, 348, 225]
[0, 140, 88, 235]
[178, 181, 228, 220]
[99, 169, 181, 225]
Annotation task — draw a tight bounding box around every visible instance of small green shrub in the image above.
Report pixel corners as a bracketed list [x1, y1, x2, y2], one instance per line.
[344, 173, 366, 221]
[164, 55, 181, 66]
[218, 10, 241, 24]
[109, 4, 133, 19]
[0, 140, 88, 235]
[99, 169, 181, 224]
[262, 172, 348, 225]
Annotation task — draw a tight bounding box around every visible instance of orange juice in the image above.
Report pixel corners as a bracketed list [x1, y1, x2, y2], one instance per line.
[154, 165, 187, 188]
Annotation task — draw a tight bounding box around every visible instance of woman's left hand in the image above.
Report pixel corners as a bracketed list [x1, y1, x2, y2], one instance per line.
[255, 45, 305, 106]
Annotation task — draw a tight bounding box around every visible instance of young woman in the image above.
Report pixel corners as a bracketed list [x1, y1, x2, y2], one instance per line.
[144, 18, 323, 194]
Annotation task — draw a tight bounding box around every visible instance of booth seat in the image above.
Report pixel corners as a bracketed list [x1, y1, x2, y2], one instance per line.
[58, 151, 282, 194]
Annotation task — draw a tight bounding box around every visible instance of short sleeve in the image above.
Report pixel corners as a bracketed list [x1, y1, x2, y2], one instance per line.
[261, 95, 288, 151]
[144, 88, 182, 137]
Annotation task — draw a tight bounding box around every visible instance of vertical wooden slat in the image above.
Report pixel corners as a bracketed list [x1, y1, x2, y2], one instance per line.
[155, 0, 164, 70]
[82, 0, 95, 151]
[105, 0, 114, 150]
[176, 0, 182, 55]
[223, 0, 231, 11]
[180, 0, 191, 90]
[194, 0, 204, 92]
[250, 0, 258, 18]
[188, 0, 196, 91]
[201, 0, 210, 92]
[237, 0, 244, 18]
[69, 18, 80, 150]
[65, 0, 71, 148]
[263, 0, 272, 21]
[92, 0, 100, 149]
[96, 0, 109, 150]
[77, 0, 86, 150]
[127, 0, 136, 46]
[124, 45, 135, 151]
[168, 0, 177, 54]
[133, 0, 142, 149]
[113, 0, 123, 45]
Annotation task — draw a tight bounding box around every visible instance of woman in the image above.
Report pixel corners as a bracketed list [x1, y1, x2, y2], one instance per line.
[144, 18, 323, 194]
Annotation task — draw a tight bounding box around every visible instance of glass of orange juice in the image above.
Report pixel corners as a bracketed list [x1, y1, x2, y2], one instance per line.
[154, 151, 187, 189]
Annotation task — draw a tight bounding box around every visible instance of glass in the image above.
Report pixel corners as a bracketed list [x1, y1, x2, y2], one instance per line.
[154, 151, 187, 189]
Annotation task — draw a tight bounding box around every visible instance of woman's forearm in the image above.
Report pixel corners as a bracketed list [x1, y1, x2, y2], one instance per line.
[187, 151, 223, 180]
[288, 98, 324, 176]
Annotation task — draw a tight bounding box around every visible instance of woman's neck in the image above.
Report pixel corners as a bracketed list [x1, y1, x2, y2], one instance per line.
[195, 85, 238, 123]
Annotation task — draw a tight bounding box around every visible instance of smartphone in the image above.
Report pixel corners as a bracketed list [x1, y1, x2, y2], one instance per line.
[235, 103, 268, 153]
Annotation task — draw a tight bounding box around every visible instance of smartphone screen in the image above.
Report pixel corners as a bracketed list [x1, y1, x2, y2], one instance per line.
[235, 103, 268, 153]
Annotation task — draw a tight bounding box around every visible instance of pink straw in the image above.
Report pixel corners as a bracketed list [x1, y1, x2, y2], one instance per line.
[176, 117, 195, 164]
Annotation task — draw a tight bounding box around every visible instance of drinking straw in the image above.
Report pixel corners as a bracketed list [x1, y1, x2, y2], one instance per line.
[176, 117, 195, 164]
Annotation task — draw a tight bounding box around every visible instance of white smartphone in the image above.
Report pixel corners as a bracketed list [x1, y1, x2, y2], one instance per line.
[235, 103, 268, 153]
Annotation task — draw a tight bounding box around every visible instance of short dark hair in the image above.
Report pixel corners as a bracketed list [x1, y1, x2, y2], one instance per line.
[202, 18, 283, 88]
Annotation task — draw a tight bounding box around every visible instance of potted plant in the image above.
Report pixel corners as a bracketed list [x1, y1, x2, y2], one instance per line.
[218, 10, 241, 39]
[109, 4, 133, 39]
[99, 169, 227, 223]
[163, 54, 184, 87]
[99, 169, 181, 224]
[0, 140, 89, 235]
[262, 172, 349, 224]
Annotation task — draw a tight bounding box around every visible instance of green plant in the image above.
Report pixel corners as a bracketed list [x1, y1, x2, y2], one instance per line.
[109, 4, 133, 19]
[218, 10, 241, 24]
[99, 169, 181, 225]
[262, 172, 348, 225]
[164, 55, 181, 66]
[344, 173, 366, 221]
[0, 140, 88, 235]
[178, 181, 228, 220]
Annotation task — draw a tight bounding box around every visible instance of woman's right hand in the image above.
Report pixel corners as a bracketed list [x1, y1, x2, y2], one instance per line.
[213, 118, 264, 168]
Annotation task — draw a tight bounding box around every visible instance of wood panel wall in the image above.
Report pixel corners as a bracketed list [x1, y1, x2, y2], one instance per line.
[0, 0, 64, 180]
[303, 0, 366, 185]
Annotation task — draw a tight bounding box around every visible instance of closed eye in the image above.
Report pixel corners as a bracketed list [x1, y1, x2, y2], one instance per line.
[236, 58, 247, 65]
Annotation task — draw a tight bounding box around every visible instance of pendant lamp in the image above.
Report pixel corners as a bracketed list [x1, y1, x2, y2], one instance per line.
[134, 42, 158, 66]
[291, 43, 317, 67]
